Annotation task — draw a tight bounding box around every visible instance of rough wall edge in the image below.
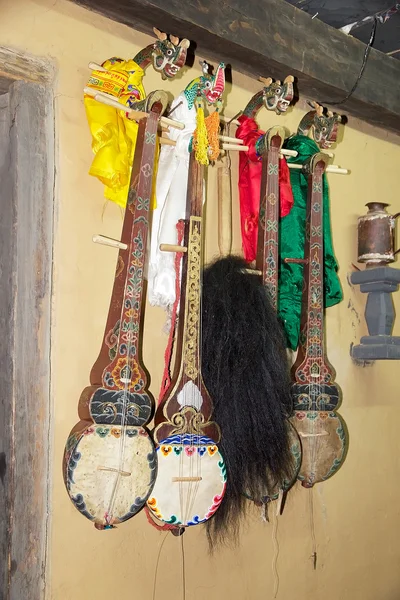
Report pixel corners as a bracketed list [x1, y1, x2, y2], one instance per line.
[0, 46, 56, 85]
[3, 48, 55, 600]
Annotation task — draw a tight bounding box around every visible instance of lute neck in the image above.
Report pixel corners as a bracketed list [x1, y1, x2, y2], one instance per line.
[256, 127, 285, 309]
[90, 106, 161, 387]
[154, 153, 221, 443]
[112, 109, 160, 369]
[180, 154, 204, 382]
[293, 153, 333, 382]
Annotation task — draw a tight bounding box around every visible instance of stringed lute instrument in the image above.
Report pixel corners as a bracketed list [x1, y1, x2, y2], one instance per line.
[63, 106, 162, 528]
[251, 126, 301, 503]
[289, 153, 347, 487]
[147, 154, 226, 528]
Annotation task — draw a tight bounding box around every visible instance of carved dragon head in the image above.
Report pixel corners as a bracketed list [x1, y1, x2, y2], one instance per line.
[259, 75, 294, 114]
[151, 27, 190, 80]
[298, 102, 342, 149]
[184, 61, 226, 110]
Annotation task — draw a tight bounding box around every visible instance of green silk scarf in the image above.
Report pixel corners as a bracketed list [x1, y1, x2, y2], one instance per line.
[279, 135, 343, 350]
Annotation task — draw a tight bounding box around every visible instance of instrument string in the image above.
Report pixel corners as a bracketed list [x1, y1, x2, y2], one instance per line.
[179, 233, 184, 528]
[262, 137, 281, 503]
[183, 226, 190, 526]
[106, 112, 156, 525]
[195, 187, 204, 519]
[306, 164, 316, 486]
[152, 531, 170, 600]
[313, 165, 324, 486]
[305, 164, 325, 502]
[274, 140, 286, 502]
[194, 163, 202, 522]
[272, 141, 280, 310]
[273, 143, 280, 500]
[275, 143, 287, 503]
[180, 215, 186, 524]
[108, 255, 133, 520]
[308, 487, 317, 570]
[316, 166, 324, 485]
[181, 528, 187, 600]
[184, 160, 205, 526]
[183, 165, 192, 528]
[271, 511, 280, 598]
[303, 163, 314, 489]
[311, 167, 319, 486]
[158, 220, 185, 401]
[195, 180, 205, 516]
[189, 142, 197, 527]
[183, 178, 192, 527]
[106, 194, 135, 522]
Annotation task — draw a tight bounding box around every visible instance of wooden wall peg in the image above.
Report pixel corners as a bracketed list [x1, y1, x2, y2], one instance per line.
[84, 86, 185, 130]
[92, 234, 128, 250]
[159, 243, 188, 253]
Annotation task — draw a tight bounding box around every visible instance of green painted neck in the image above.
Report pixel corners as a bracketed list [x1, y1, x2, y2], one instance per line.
[133, 44, 153, 70]
[243, 90, 264, 119]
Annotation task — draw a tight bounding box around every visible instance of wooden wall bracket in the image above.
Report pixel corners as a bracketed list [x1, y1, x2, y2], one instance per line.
[350, 266, 400, 360]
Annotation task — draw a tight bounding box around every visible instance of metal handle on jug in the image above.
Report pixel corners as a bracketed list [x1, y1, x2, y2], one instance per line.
[394, 212, 400, 256]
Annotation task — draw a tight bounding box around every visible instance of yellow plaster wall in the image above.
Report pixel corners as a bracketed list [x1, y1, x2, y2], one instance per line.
[2, 1, 400, 598]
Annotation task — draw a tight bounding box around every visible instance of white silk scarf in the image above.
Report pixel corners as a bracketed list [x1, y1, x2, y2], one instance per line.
[148, 94, 196, 310]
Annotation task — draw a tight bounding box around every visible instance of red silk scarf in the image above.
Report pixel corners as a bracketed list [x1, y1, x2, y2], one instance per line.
[236, 115, 294, 262]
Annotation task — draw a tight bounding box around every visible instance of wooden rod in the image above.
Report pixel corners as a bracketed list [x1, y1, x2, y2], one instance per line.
[284, 257, 308, 264]
[160, 243, 188, 253]
[93, 93, 147, 121]
[84, 86, 110, 99]
[281, 149, 298, 157]
[219, 135, 243, 144]
[93, 234, 128, 250]
[88, 62, 106, 72]
[160, 137, 176, 146]
[161, 115, 185, 130]
[221, 138, 298, 158]
[97, 466, 131, 476]
[220, 114, 241, 126]
[298, 431, 328, 437]
[172, 476, 203, 482]
[222, 146, 301, 159]
[220, 114, 336, 159]
[288, 163, 349, 174]
[222, 143, 249, 152]
[242, 268, 262, 275]
[83, 86, 185, 130]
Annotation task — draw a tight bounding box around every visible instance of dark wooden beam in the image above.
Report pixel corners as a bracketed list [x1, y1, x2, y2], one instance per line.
[70, 0, 400, 135]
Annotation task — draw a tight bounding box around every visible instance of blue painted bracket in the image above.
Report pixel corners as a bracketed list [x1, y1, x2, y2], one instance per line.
[350, 266, 400, 360]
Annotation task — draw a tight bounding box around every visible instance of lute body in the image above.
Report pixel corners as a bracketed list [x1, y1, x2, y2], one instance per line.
[64, 107, 162, 527]
[147, 155, 226, 527]
[289, 153, 347, 487]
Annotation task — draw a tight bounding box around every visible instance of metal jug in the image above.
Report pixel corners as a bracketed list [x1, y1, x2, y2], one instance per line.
[357, 202, 400, 267]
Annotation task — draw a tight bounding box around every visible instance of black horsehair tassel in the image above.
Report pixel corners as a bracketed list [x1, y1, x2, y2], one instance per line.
[201, 256, 295, 547]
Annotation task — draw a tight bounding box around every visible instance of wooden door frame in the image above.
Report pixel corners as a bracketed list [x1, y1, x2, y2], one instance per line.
[0, 47, 55, 600]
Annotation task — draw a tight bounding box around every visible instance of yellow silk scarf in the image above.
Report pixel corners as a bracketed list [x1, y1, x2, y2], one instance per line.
[84, 58, 158, 208]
